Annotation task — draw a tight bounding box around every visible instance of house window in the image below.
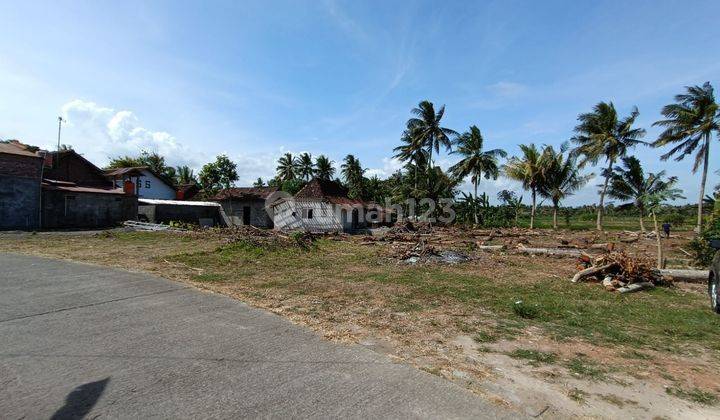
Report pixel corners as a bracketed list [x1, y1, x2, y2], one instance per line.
[145, 180, 151, 189]
[302, 208, 313, 219]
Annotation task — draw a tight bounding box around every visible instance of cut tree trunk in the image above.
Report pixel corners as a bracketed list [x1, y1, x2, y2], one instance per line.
[571, 263, 619, 283]
[552, 205, 558, 230]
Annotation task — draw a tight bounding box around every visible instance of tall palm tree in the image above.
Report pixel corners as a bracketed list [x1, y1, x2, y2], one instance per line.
[276, 152, 298, 182]
[393, 126, 427, 190]
[314, 155, 335, 180]
[642, 176, 685, 268]
[297, 152, 315, 181]
[606, 156, 658, 232]
[503, 144, 544, 229]
[571, 102, 646, 231]
[406, 100, 458, 175]
[449, 125, 507, 224]
[539, 145, 593, 229]
[341, 154, 365, 199]
[652, 82, 719, 234]
[175, 165, 197, 185]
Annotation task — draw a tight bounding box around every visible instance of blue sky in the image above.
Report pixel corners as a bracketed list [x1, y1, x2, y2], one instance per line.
[1, 0, 718, 204]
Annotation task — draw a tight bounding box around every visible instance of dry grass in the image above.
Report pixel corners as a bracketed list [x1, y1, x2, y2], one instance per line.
[2, 229, 719, 416]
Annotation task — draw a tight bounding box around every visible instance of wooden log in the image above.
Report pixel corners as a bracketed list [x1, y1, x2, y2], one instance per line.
[602, 275, 615, 291]
[476, 245, 505, 251]
[659, 269, 709, 283]
[517, 246, 583, 257]
[571, 263, 619, 283]
[617, 282, 654, 293]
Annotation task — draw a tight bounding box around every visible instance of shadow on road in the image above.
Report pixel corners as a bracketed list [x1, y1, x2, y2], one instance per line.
[51, 377, 109, 420]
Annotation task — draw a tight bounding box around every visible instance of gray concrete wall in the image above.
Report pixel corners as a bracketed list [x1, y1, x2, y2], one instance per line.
[273, 200, 367, 233]
[219, 199, 273, 228]
[152, 204, 224, 226]
[0, 175, 41, 230]
[42, 190, 137, 229]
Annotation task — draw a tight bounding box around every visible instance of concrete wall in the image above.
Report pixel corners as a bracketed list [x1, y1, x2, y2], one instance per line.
[112, 170, 176, 200]
[273, 200, 367, 232]
[218, 199, 273, 228]
[0, 153, 43, 230]
[41, 190, 137, 229]
[147, 204, 224, 226]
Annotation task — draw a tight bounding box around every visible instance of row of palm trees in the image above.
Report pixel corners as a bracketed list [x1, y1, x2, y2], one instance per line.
[394, 82, 719, 233]
[275, 152, 336, 181]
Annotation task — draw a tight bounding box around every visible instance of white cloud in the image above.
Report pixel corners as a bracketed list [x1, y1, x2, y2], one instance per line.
[58, 99, 202, 168]
[487, 81, 526, 98]
[365, 157, 403, 179]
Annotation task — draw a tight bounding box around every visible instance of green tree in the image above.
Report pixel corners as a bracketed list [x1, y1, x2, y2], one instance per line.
[199, 154, 238, 193]
[497, 190, 523, 226]
[406, 100, 458, 184]
[571, 102, 646, 231]
[341, 154, 365, 199]
[276, 153, 298, 182]
[503, 144, 545, 229]
[313, 155, 335, 180]
[107, 150, 177, 181]
[652, 82, 719, 234]
[449, 125, 507, 224]
[175, 165, 197, 185]
[393, 126, 428, 191]
[607, 156, 657, 232]
[539, 145, 593, 229]
[642, 176, 685, 268]
[253, 177, 265, 187]
[297, 152, 315, 181]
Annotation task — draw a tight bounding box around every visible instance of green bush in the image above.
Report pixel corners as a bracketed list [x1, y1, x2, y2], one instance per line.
[688, 218, 720, 266]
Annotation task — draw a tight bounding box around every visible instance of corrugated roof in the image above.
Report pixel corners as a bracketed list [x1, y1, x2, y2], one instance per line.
[42, 179, 126, 195]
[211, 186, 279, 200]
[138, 198, 220, 207]
[0, 141, 42, 158]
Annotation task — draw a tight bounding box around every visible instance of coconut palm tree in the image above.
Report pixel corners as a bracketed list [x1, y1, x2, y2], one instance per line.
[406, 100, 458, 175]
[314, 155, 335, 180]
[393, 126, 428, 190]
[571, 102, 646, 231]
[276, 152, 298, 182]
[175, 165, 197, 185]
[296, 152, 315, 181]
[449, 126, 507, 224]
[341, 154, 365, 199]
[503, 144, 545, 229]
[539, 145, 593, 229]
[652, 82, 720, 234]
[497, 190, 523, 226]
[642, 176, 685, 268]
[606, 156, 660, 232]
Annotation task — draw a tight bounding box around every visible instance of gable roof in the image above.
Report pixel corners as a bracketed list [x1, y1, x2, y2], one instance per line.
[294, 178, 364, 205]
[211, 186, 279, 201]
[104, 166, 176, 190]
[0, 140, 42, 158]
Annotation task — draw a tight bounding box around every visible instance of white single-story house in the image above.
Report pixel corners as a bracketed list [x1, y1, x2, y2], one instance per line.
[271, 178, 375, 233]
[105, 167, 177, 200]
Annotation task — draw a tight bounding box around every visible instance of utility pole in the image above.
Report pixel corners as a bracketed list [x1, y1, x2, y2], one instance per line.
[57, 116, 65, 167]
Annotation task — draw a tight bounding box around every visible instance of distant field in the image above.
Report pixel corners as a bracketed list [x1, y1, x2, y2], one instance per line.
[515, 214, 695, 231]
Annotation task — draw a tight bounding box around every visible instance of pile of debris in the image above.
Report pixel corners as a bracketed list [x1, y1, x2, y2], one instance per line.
[188, 225, 316, 249]
[571, 251, 668, 293]
[386, 239, 471, 265]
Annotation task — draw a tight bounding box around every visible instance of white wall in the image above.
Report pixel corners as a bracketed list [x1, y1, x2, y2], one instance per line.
[113, 169, 175, 200]
[273, 200, 366, 232]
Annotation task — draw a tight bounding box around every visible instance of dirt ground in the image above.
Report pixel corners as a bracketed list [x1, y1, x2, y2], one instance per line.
[1, 226, 717, 419]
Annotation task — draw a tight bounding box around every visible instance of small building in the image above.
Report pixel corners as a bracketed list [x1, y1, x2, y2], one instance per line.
[0, 141, 43, 230]
[41, 179, 137, 229]
[105, 167, 177, 200]
[211, 187, 279, 228]
[271, 179, 372, 233]
[137, 199, 227, 227]
[43, 149, 115, 189]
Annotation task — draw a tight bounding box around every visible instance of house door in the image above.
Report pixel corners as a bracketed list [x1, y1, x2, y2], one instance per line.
[243, 206, 251, 225]
[351, 208, 359, 229]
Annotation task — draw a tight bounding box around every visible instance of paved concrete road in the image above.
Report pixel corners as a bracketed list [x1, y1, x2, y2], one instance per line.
[0, 253, 519, 419]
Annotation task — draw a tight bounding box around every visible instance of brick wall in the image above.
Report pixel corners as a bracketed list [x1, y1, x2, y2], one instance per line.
[0, 153, 43, 179]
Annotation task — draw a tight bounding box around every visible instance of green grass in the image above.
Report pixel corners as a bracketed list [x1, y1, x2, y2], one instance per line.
[666, 386, 719, 405]
[508, 349, 558, 366]
[166, 239, 720, 354]
[565, 356, 607, 380]
[516, 214, 695, 231]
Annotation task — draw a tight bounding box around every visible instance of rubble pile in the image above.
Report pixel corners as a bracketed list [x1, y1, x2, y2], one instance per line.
[571, 251, 669, 293]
